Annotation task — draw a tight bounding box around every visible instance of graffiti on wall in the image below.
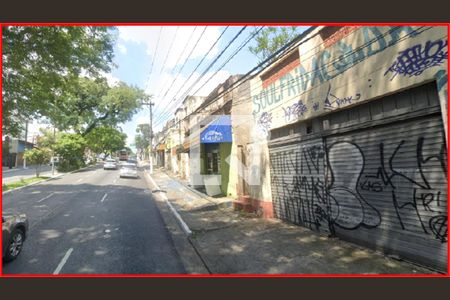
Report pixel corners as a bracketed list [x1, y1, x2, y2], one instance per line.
[324, 84, 361, 110]
[384, 39, 448, 80]
[282, 100, 308, 122]
[252, 26, 422, 115]
[257, 112, 272, 133]
[270, 135, 447, 243]
[313, 102, 320, 111]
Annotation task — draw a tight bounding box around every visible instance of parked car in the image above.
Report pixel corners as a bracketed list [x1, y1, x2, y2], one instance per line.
[120, 163, 138, 178]
[104, 159, 118, 170]
[2, 214, 29, 262]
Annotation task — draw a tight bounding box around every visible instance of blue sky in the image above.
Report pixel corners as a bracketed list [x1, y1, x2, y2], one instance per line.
[113, 26, 264, 150]
[28, 26, 309, 150]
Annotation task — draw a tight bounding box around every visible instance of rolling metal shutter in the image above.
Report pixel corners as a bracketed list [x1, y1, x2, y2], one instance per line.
[268, 82, 447, 270]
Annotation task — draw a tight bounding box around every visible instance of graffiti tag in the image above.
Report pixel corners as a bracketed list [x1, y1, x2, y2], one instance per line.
[324, 85, 361, 110]
[385, 39, 448, 80]
[282, 100, 308, 122]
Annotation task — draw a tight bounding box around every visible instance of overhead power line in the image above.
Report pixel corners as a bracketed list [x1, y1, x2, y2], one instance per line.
[156, 26, 198, 99]
[153, 26, 248, 125]
[159, 26, 179, 75]
[158, 26, 209, 104]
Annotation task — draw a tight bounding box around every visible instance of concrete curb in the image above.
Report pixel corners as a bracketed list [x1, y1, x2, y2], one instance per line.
[144, 169, 192, 236]
[2, 164, 98, 195]
[162, 170, 213, 201]
[162, 170, 234, 210]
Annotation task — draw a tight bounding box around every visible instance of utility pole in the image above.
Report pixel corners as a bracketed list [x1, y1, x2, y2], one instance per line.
[149, 101, 154, 174]
[51, 126, 56, 177]
[141, 97, 154, 174]
[23, 120, 28, 169]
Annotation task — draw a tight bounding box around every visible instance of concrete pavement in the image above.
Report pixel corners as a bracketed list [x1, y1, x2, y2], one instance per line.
[3, 164, 185, 274]
[148, 169, 439, 274]
[2, 165, 58, 185]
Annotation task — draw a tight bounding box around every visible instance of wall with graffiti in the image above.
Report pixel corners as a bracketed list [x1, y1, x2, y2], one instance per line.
[250, 26, 448, 136]
[269, 108, 447, 270]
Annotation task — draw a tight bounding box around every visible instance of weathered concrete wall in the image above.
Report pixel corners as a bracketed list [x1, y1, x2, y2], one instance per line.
[248, 25, 448, 269]
[251, 26, 448, 137]
[230, 79, 274, 217]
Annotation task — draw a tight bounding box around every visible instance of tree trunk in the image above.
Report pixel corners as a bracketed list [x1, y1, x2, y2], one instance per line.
[36, 165, 41, 177]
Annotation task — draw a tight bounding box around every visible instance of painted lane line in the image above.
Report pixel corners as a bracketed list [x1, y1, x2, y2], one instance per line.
[144, 171, 192, 236]
[101, 193, 108, 202]
[53, 248, 74, 275]
[37, 192, 55, 203]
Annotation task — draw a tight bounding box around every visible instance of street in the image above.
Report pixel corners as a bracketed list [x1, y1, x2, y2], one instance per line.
[2, 25, 447, 275]
[2, 164, 185, 274]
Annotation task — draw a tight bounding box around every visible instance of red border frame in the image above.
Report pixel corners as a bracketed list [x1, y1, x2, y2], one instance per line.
[0, 23, 449, 278]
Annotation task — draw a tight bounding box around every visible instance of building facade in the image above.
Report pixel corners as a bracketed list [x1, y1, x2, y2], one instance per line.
[249, 25, 448, 271]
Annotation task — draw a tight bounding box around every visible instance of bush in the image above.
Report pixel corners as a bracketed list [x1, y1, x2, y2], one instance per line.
[23, 148, 52, 177]
[54, 133, 87, 172]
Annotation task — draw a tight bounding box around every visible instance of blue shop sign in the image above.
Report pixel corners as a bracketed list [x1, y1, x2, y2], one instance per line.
[200, 115, 232, 143]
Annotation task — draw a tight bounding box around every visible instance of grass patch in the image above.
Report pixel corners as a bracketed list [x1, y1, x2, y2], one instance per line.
[2, 176, 50, 191]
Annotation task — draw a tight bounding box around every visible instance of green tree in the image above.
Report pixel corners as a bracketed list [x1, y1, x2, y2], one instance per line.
[2, 26, 116, 137]
[135, 123, 150, 159]
[36, 127, 62, 149]
[54, 133, 87, 172]
[23, 148, 51, 177]
[48, 77, 146, 136]
[85, 126, 127, 157]
[248, 26, 301, 63]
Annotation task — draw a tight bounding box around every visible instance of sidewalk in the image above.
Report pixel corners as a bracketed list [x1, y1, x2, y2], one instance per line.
[148, 169, 438, 275]
[2, 165, 59, 185]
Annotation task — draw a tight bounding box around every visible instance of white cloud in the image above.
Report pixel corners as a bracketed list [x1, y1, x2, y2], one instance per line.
[146, 68, 231, 128]
[117, 43, 127, 54]
[80, 69, 120, 87]
[126, 135, 135, 147]
[26, 120, 51, 142]
[118, 26, 221, 75]
[136, 116, 149, 125]
[101, 72, 120, 87]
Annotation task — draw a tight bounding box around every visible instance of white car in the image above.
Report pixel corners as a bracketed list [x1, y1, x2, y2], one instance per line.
[120, 163, 138, 178]
[104, 159, 117, 170]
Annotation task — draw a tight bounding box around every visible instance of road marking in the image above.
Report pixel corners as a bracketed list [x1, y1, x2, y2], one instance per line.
[37, 192, 55, 203]
[101, 193, 108, 202]
[144, 171, 192, 235]
[53, 248, 74, 275]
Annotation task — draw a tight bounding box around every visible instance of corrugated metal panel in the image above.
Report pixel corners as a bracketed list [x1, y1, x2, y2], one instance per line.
[268, 82, 447, 271]
[269, 137, 330, 232]
[326, 114, 447, 270]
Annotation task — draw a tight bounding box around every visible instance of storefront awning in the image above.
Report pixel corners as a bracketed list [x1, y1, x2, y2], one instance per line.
[200, 115, 232, 144]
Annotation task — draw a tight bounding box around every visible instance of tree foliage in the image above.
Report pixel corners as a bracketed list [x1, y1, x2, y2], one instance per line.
[135, 124, 150, 159]
[85, 126, 127, 156]
[36, 127, 62, 149]
[54, 133, 87, 172]
[2, 26, 116, 136]
[23, 148, 51, 177]
[47, 77, 146, 136]
[248, 26, 301, 63]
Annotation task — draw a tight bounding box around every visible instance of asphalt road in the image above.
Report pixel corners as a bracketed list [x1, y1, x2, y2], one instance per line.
[2, 163, 186, 274]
